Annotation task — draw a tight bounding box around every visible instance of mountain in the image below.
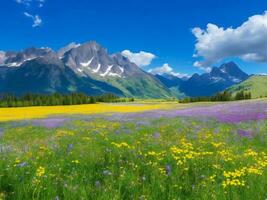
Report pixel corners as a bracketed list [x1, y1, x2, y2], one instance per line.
[178, 62, 249, 97]
[61, 41, 172, 98]
[226, 75, 267, 98]
[154, 74, 187, 97]
[155, 74, 184, 88]
[0, 42, 251, 98]
[0, 47, 52, 67]
[219, 62, 248, 81]
[0, 52, 123, 96]
[57, 42, 80, 58]
[154, 62, 249, 97]
[0, 41, 172, 98]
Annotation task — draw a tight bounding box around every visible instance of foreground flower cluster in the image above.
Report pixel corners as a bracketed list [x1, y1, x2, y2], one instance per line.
[0, 115, 267, 199]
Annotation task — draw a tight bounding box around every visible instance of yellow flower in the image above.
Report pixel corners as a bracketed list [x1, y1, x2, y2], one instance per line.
[82, 137, 91, 141]
[159, 167, 165, 175]
[244, 149, 258, 157]
[0, 103, 173, 122]
[111, 142, 132, 149]
[222, 179, 245, 188]
[36, 166, 45, 177]
[147, 151, 157, 156]
[15, 158, 21, 164]
[0, 192, 5, 200]
[209, 175, 216, 182]
[39, 146, 47, 151]
[56, 130, 75, 138]
[247, 166, 263, 175]
[211, 142, 224, 148]
[72, 160, 80, 164]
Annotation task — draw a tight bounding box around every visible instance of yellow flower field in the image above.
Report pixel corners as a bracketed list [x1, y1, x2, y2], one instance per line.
[0, 102, 178, 122]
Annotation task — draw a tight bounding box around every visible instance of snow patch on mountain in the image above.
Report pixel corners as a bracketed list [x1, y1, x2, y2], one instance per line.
[109, 72, 122, 77]
[0, 51, 6, 65]
[100, 65, 113, 77]
[6, 57, 37, 67]
[92, 64, 101, 73]
[77, 68, 83, 73]
[80, 57, 94, 67]
[118, 66, 124, 73]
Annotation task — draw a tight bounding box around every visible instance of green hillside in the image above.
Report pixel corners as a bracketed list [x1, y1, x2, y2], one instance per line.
[227, 75, 267, 98]
[104, 76, 173, 98]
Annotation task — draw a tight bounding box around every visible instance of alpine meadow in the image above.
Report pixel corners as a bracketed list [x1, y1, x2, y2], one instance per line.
[1, 1, 267, 200]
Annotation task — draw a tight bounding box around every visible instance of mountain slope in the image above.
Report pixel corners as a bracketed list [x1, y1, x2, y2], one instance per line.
[155, 74, 184, 88]
[226, 75, 267, 98]
[0, 52, 123, 96]
[61, 41, 172, 98]
[0, 41, 172, 98]
[154, 74, 186, 98]
[179, 62, 249, 97]
[0, 42, 252, 98]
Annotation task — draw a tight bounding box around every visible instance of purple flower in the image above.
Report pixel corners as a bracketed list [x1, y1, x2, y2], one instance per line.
[17, 162, 27, 168]
[109, 101, 267, 124]
[237, 129, 253, 138]
[136, 121, 150, 126]
[67, 144, 74, 154]
[165, 164, 171, 176]
[32, 118, 67, 128]
[153, 132, 160, 139]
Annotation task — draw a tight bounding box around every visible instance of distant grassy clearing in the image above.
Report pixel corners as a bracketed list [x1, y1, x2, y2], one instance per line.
[227, 75, 267, 98]
[0, 102, 182, 122]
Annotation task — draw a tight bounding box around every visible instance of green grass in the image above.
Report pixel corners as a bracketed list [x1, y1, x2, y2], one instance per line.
[104, 76, 173, 98]
[227, 75, 267, 98]
[1, 118, 267, 199]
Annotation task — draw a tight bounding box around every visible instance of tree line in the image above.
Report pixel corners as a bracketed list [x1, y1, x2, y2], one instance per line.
[179, 90, 252, 103]
[0, 93, 134, 108]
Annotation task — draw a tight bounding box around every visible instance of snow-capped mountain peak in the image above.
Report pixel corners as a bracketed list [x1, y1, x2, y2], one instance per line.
[57, 42, 80, 58]
[0, 47, 52, 67]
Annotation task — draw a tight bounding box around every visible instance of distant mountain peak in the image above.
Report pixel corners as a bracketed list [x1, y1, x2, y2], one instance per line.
[210, 67, 223, 75]
[83, 40, 100, 47]
[190, 73, 200, 79]
[80, 41, 104, 52]
[0, 47, 53, 67]
[178, 62, 249, 97]
[57, 42, 80, 58]
[219, 61, 248, 80]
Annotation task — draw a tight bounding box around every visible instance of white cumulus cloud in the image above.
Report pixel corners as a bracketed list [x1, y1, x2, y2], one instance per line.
[121, 50, 156, 67]
[148, 63, 188, 78]
[193, 11, 267, 69]
[24, 12, 42, 27]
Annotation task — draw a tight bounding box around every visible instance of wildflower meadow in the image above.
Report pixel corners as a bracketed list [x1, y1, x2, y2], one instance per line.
[1, 100, 267, 199]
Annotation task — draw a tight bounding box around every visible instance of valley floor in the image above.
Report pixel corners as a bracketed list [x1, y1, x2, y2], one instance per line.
[1, 99, 267, 199]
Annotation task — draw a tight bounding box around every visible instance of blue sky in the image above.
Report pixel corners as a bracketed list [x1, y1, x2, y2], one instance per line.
[1, 0, 267, 76]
